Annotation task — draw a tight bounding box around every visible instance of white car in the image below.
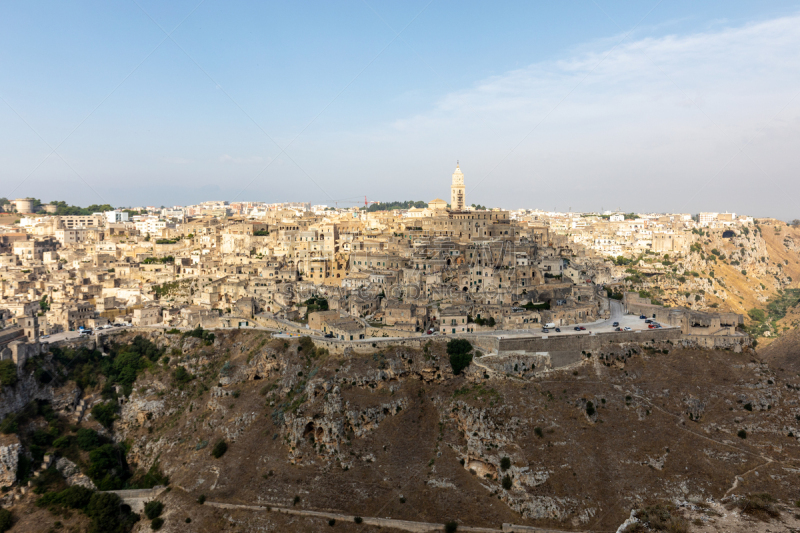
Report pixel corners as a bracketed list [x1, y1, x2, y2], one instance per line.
[623, 326, 632, 331]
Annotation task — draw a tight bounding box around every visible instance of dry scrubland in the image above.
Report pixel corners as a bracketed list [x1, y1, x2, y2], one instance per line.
[4, 328, 799, 532]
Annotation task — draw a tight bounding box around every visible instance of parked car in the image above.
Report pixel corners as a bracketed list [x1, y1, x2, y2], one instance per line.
[624, 326, 632, 331]
[542, 328, 549, 333]
[648, 324, 655, 329]
[324, 333, 334, 338]
[40, 334, 49, 339]
[612, 322, 619, 327]
[579, 326, 586, 331]
[574, 326, 581, 331]
[645, 319, 653, 324]
[615, 327, 622, 332]
[639, 315, 647, 319]
[555, 328, 561, 332]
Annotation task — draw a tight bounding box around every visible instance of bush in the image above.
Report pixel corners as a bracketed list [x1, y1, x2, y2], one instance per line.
[354, 516, 363, 524]
[77, 428, 101, 451]
[328, 518, 336, 526]
[86, 491, 137, 533]
[293, 495, 300, 506]
[738, 429, 747, 439]
[534, 426, 544, 438]
[733, 493, 780, 520]
[0, 509, 11, 533]
[211, 440, 228, 458]
[144, 500, 164, 520]
[447, 339, 473, 375]
[151, 517, 164, 530]
[36, 486, 94, 511]
[173, 367, 194, 385]
[502, 475, 512, 490]
[500, 457, 511, 471]
[445, 521, 458, 533]
[586, 401, 596, 417]
[91, 401, 118, 429]
[633, 504, 688, 533]
[197, 494, 206, 504]
[0, 361, 18, 388]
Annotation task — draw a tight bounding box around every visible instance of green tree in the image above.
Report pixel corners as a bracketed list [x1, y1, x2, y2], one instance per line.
[92, 402, 118, 429]
[0, 360, 18, 388]
[144, 501, 164, 520]
[211, 440, 228, 458]
[0, 509, 12, 533]
[447, 339, 473, 375]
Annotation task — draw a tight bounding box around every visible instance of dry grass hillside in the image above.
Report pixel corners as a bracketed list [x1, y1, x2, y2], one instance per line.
[622, 221, 800, 343]
[4, 330, 799, 532]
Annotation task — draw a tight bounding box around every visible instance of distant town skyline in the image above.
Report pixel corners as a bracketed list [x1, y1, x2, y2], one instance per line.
[2, 2, 800, 218]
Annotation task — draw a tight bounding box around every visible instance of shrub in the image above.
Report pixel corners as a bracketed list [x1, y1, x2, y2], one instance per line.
[633, 504, 688, 533]
[91, 401, 118, 429]
[586, 401, 596, 417]
[534, 426, 544, 438]
[197, 494, 206, 504]
[328, 518, 336, 526]
[0, 509, 12, 533]
[173, 367, 194, 385]
[185, 517, 192, 523]
[86, 491, 137, 533]
[500, 457, 511, 471]
[0, 361, 18, 388]
[293, 495, 300, 506]
[743, 402, 753, 411]
[445, 521, 458, 533]
[36, 486, 94, 511]
[151, 517, 164, 530]
[732, 493, 780, 520]
[211, 440, 228, 458]
[144, 500, 164, 520]
[354, 516, 363, 523]
[502, 475, 512, 490]
[738, 429, 747, 439]
[77, 428, 101, 451]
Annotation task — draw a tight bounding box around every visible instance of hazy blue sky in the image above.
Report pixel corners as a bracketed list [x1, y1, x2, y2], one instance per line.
[2, 1, 799, 218]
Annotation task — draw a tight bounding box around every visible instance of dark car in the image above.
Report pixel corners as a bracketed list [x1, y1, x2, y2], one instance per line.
[639, 315, 647, 319]
[542, 328, 549, 333]
[574, 326, 581, 331]
[612, 321, 619, 327]
[615, 327, 622, 331]
[555, 328, 561, 332]
[324, 333, 334, 338]
[645, 319, 653, 323]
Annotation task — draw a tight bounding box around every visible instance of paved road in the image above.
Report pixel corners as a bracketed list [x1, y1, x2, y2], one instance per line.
[40, 325, 135, 344]
[472, 299, 662, 340]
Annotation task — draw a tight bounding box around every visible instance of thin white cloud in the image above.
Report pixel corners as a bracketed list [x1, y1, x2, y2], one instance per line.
[373, 14, 800, 217]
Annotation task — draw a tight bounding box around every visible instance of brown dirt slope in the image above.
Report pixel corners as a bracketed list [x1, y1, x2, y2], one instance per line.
[7, 330, 800, 532]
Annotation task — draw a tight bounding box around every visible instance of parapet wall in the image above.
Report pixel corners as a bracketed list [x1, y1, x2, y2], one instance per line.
[470, 328, 682, 354]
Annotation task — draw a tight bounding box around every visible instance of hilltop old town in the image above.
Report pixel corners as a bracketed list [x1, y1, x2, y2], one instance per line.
[1, 163, 759, 361]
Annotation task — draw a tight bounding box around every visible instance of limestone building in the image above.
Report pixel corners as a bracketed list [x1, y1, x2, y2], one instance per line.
[450, 163, 465, 212]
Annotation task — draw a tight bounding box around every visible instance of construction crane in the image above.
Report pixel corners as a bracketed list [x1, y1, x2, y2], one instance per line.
[331, 196, 379, 209]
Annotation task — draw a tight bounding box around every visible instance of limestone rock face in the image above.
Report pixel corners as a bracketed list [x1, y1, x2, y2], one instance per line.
[55, 456, 96, 490]
[0, 435, 20, 488]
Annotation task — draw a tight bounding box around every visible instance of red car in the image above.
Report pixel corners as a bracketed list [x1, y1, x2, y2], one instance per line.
[648, 324, 655, 329]
[579, 326, 586, 331]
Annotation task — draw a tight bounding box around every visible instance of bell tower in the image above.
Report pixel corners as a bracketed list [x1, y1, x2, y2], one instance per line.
[450, 162, 465, 212]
